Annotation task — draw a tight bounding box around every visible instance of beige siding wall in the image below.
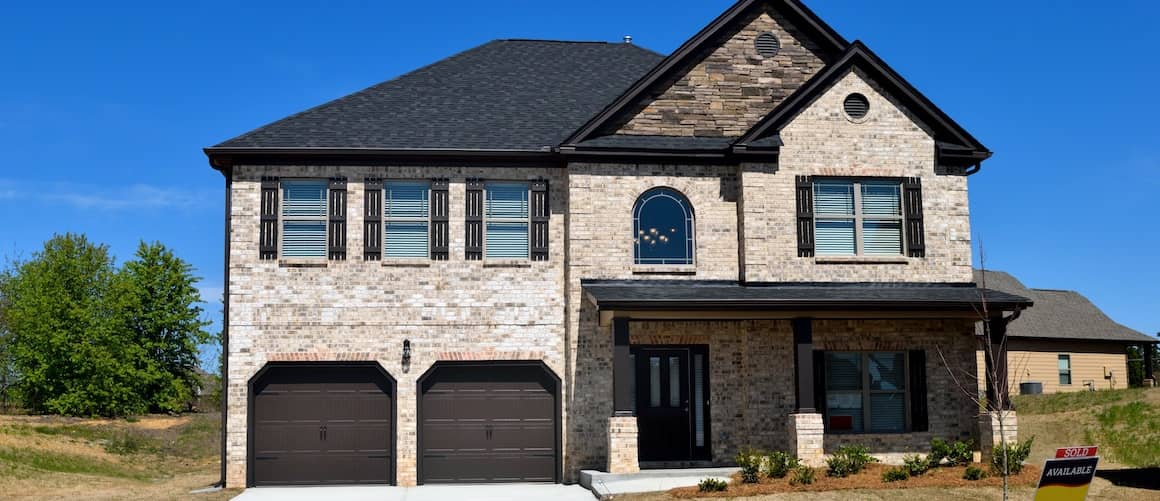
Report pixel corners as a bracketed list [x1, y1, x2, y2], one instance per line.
[975, 340, 1130, 396]
[225, 165, 567, 487]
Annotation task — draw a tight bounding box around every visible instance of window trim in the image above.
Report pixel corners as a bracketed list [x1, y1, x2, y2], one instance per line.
[633, 187, 696, 266]
[1058, 354, 1072, 386]
[813, 178, 907, 257]
[824, 351, 911, 434]
[381, 180, 432, 260]
[483, 181, 531, 260]
[278, 178, 330, 260]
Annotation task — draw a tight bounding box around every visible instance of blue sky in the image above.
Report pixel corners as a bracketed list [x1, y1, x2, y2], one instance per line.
[1, 1, 1157, 370]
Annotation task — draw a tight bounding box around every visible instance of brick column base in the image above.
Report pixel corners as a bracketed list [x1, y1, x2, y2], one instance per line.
[788, 412, 824, 466]
[607, 416, 640, 474]
[978, 410, 1018, 463]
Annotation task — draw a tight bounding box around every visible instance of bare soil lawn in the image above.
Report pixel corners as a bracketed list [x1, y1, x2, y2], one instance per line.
[0, 413, 239, 500]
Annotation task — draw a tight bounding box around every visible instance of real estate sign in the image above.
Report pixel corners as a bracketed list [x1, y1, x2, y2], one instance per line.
[1033, 447, 1100, 501]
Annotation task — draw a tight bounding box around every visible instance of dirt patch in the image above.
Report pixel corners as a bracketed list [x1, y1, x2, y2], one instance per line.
[668, 463, 1040, 498]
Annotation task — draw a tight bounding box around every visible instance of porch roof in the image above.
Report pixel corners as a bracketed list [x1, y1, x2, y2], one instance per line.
[582, 280, 1033, 314]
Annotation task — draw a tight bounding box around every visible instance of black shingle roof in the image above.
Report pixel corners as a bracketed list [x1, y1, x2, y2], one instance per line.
[213, 40, 664, 151]
[583, 280, 1032, 312]
[975, 270, 1155, 344]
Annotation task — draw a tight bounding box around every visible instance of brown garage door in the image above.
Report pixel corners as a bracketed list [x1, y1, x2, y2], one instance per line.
[419, 363, 558, 484]
[251, 364, 394, 486]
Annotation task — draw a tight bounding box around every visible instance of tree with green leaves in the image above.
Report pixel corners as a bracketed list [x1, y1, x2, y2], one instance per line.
[113, 241, 212, 413]
[0, 233, 146, 416]
[0, 234, 210, 416]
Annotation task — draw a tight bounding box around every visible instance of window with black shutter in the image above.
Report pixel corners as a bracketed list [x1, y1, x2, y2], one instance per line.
[430, 178, 449, 260]
[530, 179, 549, 261]
[465, 179, 484, 260]
[795, 176, 814, 257]
[363, 177, 383, 261]
[902, 177, 925, 257]
[259, 177, 279, 260]
[328, 177, 347, 260]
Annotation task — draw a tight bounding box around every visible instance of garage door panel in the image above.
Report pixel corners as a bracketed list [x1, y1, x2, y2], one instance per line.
[420, 364, 557, 484]
[252, 365, 394, 486]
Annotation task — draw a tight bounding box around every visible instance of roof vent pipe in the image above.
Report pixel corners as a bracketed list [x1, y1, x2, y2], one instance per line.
[623, 35, 633, 44]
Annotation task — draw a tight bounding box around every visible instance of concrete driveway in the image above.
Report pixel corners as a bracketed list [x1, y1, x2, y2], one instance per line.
[230, 484, 594, 501]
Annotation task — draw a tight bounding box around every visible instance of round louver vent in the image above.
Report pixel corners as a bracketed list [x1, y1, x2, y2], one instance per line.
[755, 32, 780, 57]
[843, 93, 870, 120]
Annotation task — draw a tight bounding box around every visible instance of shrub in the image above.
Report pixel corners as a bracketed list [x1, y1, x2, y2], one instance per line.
[963, 465, 987, 481]
[735, 448, 763, 483]
[882, 466, 910, 482]
[790, 465, 816, 486]
[930, 437, 973, 467]
[764, 450, 801, 479]
[826, 444, 875, 478]
[902, 453, 931, 476]
[698, 478, 727, 492]
[991, 437, 1034, 475]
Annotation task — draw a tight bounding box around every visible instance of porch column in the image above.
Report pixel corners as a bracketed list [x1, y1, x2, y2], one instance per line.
[789, 317, 824, 466]
[980, 316, 1017, 463]
[1145, 343, 1155, 387]
[983, 317, 1011, 411]
[608, 317, 639, 473]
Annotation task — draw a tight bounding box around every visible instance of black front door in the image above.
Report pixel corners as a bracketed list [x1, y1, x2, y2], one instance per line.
[633, 346, 710, 462]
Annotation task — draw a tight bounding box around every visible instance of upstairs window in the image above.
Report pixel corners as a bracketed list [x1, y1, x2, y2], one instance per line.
[633, 188, 695, 265]
[280, 180, 329, 258]
[485, 182, 530, 259]
[383, 181, 430, 258]
[1058, 354, 1072, 385]
[814, 180, 904, 256]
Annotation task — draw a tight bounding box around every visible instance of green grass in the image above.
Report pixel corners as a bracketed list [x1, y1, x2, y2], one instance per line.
[1012, 387, 1145, 415]
[0, 447, 150, 480]
[1084, 400, 1160, 467]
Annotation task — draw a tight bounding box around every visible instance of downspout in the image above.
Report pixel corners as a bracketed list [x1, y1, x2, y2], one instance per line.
[218, 164, 232, 487]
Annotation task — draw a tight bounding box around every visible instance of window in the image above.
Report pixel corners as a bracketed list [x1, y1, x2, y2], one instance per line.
[280, 180, 329, 258]
[825, 352, 908, 433]
[814, 180, 904, 256]
[1059, 354, 1072, 385]
[485, 182, 529, 259]
[383, 181, 429, 258]
[633, 188, 694, 265]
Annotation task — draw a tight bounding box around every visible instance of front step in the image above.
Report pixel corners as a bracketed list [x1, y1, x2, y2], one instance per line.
[580, 467, 738, 497]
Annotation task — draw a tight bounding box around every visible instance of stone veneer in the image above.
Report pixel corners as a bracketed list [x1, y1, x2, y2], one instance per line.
[615, 8, 826, 137]
[607, 416, 640, 474]
[978, 410, 1019, 464]
[225, 165, 567, 487]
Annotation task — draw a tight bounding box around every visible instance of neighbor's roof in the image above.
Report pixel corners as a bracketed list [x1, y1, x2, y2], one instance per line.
[211, 40, 664, 152]
[583, 280, 1032, 312]
[975, 270, 1155, 344]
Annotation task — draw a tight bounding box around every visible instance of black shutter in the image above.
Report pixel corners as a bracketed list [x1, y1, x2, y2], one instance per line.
[903, 177, 925, 258]
[530, 179, 549, 261]
[909, 349, 929, 432]
[430, 178, 449, 260]
[363, 177, 382, 261]
[465, 178, 484, 260]
[812, 350, 826, 418]
[796, 175, 814, 257]
[328, 177, 347, 260]
[259, 177, 279, 260]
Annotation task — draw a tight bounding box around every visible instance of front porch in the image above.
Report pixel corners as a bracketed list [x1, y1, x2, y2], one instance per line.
[582, 280, 1032, 474]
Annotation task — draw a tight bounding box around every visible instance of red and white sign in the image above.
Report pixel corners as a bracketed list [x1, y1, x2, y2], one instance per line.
[1055, 447, 1098, 459]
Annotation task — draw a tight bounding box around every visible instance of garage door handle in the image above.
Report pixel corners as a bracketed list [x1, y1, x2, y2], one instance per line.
[319, 425, 328, 441]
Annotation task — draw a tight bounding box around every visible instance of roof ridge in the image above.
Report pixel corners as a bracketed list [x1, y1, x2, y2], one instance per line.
[498, 38, 611, 44]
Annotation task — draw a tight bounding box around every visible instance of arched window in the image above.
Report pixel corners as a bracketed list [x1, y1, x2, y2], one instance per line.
[633, 188, 694, 265]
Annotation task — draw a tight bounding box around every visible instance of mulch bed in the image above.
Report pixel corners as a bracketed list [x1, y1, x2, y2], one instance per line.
[668, 463, 1041, 498]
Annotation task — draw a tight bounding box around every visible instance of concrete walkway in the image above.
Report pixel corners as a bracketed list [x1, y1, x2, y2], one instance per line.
[580, 468, 737, 497]
[230, 484, 595, 501]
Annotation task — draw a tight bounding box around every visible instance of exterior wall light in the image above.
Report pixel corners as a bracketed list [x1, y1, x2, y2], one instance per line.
[402, 339, 412, 365]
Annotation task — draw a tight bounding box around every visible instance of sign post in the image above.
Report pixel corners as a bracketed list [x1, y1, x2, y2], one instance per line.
[1033, 446, 1099, 501]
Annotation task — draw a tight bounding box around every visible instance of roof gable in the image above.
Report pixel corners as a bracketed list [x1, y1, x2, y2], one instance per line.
[563, 0, 847, 146]
[736, 41, 990, 167]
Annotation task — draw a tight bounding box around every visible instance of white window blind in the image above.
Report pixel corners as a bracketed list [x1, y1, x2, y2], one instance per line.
[281, 180, 328, 258]
[485, 182, 529, 259]
[384, 181, 429, 258]
[814, 180, 904, 257]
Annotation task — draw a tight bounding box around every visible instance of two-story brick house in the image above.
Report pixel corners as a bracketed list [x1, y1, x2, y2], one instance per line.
[205, 0, 1032, 488]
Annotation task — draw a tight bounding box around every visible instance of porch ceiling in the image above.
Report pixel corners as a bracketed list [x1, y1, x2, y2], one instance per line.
[583, 280, 1033, 316]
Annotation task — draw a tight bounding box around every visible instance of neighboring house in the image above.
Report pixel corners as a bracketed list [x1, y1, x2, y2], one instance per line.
[976, 270, 1157, 394]
[204, 0, 1036, 488]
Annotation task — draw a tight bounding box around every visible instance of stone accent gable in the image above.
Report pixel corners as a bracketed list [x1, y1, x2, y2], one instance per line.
[615, 7, 827, 137]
